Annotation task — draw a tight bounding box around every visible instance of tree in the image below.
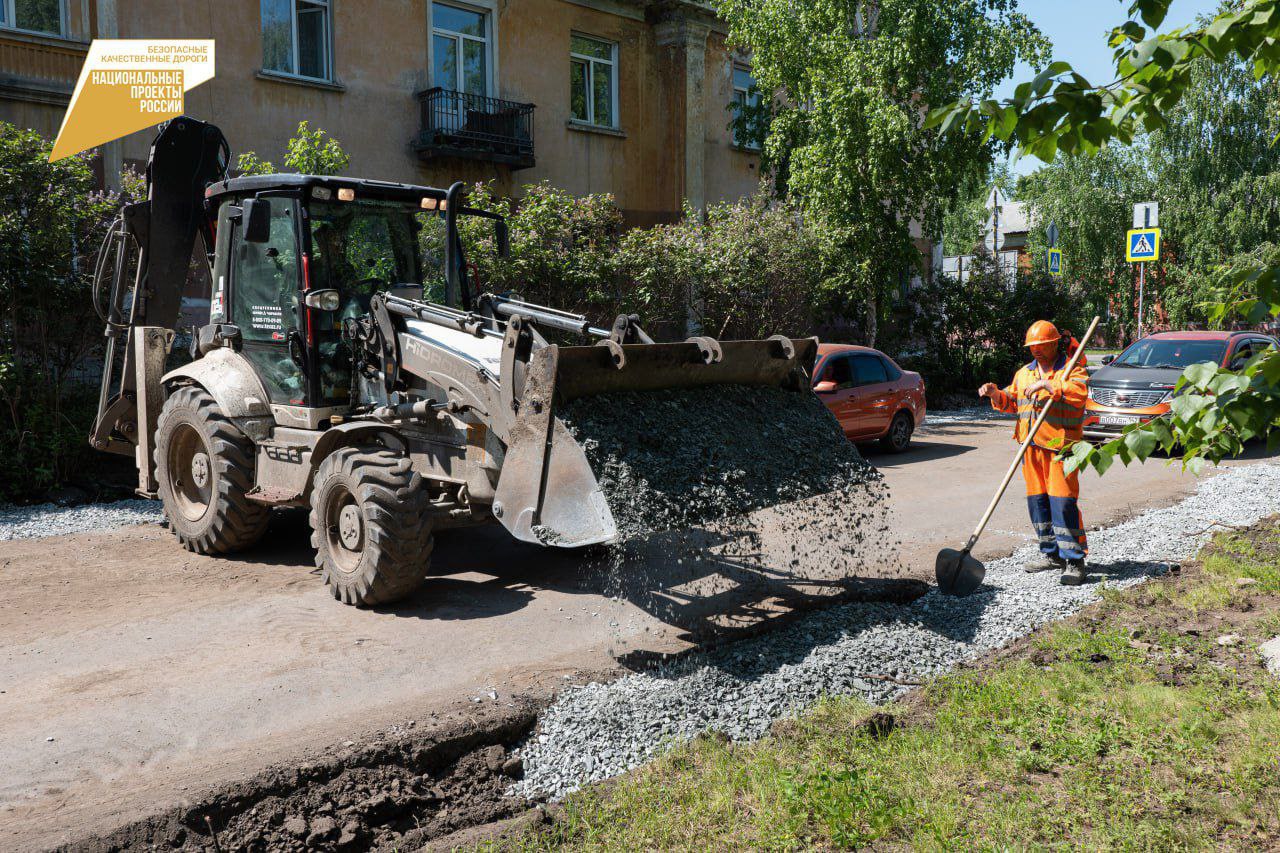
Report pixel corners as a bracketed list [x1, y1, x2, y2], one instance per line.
[235, 121, 349, 176]
[941, 158, 1014, 257]
[930, 0, 1280, 474]
[1016, 146, 1151, 342]
[717, 0, 1050, 343]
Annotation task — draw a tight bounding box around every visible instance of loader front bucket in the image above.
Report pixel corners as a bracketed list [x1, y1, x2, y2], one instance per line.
[493, 336, 818, 547]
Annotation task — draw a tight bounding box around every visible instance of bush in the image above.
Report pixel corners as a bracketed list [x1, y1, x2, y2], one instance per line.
[0, 122, 132, 502]
[459, 183, 825, 340]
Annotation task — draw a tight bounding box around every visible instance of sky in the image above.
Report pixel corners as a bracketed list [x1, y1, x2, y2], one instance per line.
[999, 0, 1223, 176]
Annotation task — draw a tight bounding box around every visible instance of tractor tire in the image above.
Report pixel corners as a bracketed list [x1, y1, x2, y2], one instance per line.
[309, 445, 434, 607]
[879, 410, 914, 454]
[154, 385, 270, 554]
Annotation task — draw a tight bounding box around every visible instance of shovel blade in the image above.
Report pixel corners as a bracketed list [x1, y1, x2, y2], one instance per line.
[935, 548, 986, 597]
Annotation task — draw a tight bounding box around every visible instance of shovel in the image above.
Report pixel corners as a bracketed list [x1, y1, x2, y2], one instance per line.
[936, 315, 1100, 596]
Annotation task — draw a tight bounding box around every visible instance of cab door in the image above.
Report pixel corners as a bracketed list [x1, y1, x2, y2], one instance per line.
[226, 197, 306, 405]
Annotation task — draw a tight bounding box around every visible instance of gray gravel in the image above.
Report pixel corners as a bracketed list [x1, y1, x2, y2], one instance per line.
[921, 406, 1013, 426]
[0, 499, 161, 541]
[512, 461, 1280, 800]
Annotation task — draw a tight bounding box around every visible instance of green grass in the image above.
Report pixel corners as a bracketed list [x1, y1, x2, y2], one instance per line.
[505, 525, 1280, 851]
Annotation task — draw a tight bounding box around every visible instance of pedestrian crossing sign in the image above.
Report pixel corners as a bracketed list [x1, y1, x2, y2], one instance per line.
[1126, 228, 1160, 262]
[1047, 248, 1062, 275]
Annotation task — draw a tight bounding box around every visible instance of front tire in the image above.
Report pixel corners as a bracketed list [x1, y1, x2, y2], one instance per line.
[880, 411, 914, 453]
[309, 446, 434, 606]
[154, 385, 270, 554]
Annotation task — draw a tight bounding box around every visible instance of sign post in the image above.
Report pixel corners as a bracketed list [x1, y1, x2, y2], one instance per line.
[1128, 203, 1160, 337]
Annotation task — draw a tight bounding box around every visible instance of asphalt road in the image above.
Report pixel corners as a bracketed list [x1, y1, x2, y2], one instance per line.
[0, 413, 1264, 850]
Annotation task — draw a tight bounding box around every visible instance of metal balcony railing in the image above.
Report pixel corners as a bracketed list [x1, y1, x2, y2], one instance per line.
[413, 87, 535, 169]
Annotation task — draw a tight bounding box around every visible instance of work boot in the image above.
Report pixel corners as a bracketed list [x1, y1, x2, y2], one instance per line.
[1060, 559, 1086, 586]
[1025, 553, 1065, 573]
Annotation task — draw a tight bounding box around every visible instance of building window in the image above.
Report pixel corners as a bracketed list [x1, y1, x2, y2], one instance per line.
[569, 34, 616, 128]
[261, 0, 332, 81]
[731, 65, 762, 149]
[0, 0, 64, 36]
[432, 1, 490, 96]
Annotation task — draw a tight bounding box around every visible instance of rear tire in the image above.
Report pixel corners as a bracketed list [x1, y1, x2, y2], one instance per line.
[309, 446, 434, 606]
[880, 411, 914, 453]
[154, 385, 270, 554]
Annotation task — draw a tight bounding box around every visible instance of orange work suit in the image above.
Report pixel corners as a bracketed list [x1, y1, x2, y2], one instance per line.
[988, 355, 1089, 560]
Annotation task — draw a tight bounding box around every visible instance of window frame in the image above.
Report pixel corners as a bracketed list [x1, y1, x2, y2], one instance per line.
[731, 63, 762, 150]
[260, 0, 335, 84]
[569, 32, 619, 129]
[0, 0, 66, 37]
[430, 0, 494, 97]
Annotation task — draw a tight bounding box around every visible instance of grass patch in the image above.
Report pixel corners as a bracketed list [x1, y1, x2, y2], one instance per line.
[508, 521, 1280, 851]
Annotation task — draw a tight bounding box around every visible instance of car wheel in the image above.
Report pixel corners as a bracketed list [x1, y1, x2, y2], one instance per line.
[879, 411, 914, 453]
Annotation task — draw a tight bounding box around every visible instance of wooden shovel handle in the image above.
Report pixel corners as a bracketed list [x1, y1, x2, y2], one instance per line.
[965, 315, 1101, 549]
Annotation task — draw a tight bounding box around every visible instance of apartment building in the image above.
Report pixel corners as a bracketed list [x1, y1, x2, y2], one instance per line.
[0, 0, 765, 224]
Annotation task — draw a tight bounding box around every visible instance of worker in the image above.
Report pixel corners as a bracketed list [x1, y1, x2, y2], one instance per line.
[978, 320, 1090, 586]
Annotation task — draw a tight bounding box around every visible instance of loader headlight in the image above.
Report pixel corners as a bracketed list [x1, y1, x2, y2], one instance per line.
[304, 288, 341, 311]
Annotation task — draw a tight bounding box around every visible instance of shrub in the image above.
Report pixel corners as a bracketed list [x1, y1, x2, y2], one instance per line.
[459, 183, 824, 341]
[0, 122, 131, 502]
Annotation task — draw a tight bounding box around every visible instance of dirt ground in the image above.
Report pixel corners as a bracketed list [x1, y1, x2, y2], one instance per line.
[0, 416, 1268, 851]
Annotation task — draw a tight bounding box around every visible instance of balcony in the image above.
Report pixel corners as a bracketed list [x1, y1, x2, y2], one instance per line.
[413, 88, 535, 170]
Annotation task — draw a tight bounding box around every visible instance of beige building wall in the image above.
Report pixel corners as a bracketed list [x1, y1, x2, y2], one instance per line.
[45, 0, 759, 224]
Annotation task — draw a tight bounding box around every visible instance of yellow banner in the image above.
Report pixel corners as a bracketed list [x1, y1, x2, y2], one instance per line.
[51, 40, 215, 162]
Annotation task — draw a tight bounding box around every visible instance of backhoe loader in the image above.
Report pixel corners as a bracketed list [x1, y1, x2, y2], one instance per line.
[90, 116, 819, 606]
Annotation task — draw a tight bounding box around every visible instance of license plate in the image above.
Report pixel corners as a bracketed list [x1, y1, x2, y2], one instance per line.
[1099, 414, 1140, 426]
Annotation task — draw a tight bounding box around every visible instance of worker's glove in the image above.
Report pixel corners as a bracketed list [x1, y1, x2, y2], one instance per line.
[1025, 379, 1054, 398]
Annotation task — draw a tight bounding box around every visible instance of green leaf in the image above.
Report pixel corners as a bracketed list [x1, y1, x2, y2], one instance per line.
[1182, 362, 1218, 391]
[1125, 427, 1158, 460]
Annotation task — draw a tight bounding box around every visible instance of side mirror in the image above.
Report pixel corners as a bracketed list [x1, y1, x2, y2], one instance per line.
[495, 218, 511, 259]
[1101, 353, 1115, 365]
[304, 288, 341, 311]
[814, 379, 837, 394]
[242, 197, 271, 244]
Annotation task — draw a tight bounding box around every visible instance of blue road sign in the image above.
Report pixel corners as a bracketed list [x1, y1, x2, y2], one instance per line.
[1047, 248, 1062, 275]
[1126, 228, 1161, 262]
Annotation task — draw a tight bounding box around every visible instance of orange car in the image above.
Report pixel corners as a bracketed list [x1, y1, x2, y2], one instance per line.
[812, 343, 926, 452]
[1083, 330, 1277, 442]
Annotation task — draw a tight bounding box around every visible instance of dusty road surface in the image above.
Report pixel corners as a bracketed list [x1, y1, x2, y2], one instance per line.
[0, 413, 1265, 850]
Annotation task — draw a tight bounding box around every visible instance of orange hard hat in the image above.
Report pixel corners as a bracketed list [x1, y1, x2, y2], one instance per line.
[1025, 320, 1061, 347]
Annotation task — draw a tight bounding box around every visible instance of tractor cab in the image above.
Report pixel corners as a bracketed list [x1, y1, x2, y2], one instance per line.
[202, 175, 502, 418]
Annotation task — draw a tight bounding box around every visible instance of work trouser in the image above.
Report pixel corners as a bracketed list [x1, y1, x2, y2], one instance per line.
[1022, 444, 1087, 561]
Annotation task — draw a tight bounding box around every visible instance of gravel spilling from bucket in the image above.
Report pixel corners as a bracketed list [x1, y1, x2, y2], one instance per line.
[512, 461, 1280, 800]
[559, 384, 900, 619]
[0, 499, 161, 541]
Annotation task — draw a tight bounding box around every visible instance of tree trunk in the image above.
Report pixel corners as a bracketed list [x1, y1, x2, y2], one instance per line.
[865, 295, 878, 347]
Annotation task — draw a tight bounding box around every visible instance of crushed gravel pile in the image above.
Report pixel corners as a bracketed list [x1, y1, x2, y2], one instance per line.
[557, 383, 899, 624]
[511, 461, 1280, 800]
[559, 385, 878, 540]
[0, 500, 161, 541]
